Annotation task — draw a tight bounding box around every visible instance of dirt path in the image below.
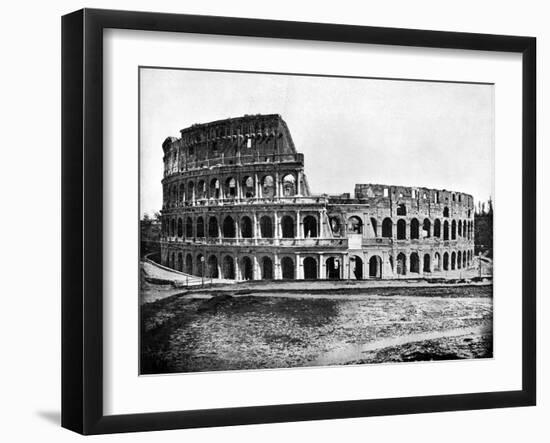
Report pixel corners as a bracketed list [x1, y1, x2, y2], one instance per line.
[311, 322, 492, 366]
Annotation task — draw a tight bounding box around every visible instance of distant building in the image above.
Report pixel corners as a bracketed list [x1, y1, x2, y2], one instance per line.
[159, 114, 474, 280]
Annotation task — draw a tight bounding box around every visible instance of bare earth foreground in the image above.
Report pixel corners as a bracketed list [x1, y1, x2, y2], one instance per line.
[141, 285, 493, 374]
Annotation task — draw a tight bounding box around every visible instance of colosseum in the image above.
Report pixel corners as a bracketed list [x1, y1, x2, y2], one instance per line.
[159, 114, 475, 281]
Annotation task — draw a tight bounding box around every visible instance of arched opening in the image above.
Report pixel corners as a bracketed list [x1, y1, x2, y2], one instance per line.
[457, 251, 462, 269]
[463, 251, 467, 268]
[443, 252, 449, 270]
[177, 253, 183, 271]
[260, 215, 273, 238]
[196, 216, 204, 238]
[261, 257, 273, 280]
[458, 220, 463, 237]
[347, 216, 363, 234]
[222, 256, 235, 279]
[187, 181, 195, 201]
[382, 218, 393, 238]
[242, 176, 255, 198]
[169, 218, 175, 237]
[170, 252, 175, 269]
[186, 217, 193, 238]
[397, 219, 406, 240]
[434, 253, 441, 271]
[369, 255, 382, 278]
[423, 218, 431, 238]
[443, 206, 449, 217]
[196, 180, 206, 199]
[451, 220, 457, 240]
[423, 254, 431, 273]
[171, 186, 177, 206]
[303, 257, 318, 280]
[207, 255, 219, 278]
[397, 203, 407, 216]
[241, 256, 253, 280]
[329, 216, 341, 235]
[410, 252, 420, 273]
[434, 219, 441, 238]
[281, 257, 295, 279]
[410, 218, 420, 239]
[225, 177, 237, 199]
[451, 251, 456, 270]
[326, 257, 341, 279]
[396, 253, 407, 275]
[185, 254, 193, 275]
[443, 220, 449, 240]
[281, 215, 295, 238]
[261, 175, 275, 198]
[350, 256, 363, 280]
[177, 218, 183, 237]
[282, 174, 296, 196]
[196, 253, 204, 276]
[208, 217, 219, 238]
[303, 215, 318, 238]
[209, 178, 220, 199]
[222, 216, 236, 238]
[240, 216, 253, 238]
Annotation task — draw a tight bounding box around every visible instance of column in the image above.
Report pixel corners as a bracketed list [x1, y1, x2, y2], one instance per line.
[217, 215, 222, 244]
[419, 254, 424, 275]
[253, 212, 258, 245]
[234, 255, 241, 281]
[297, 170, 303, 196]
[296, 210, 302, 239]
[319, 210, 324, 238]
[295, 253, 302, 279]
[253, 255, 260, 281]
[319, 253, 326, 279]
[236, 177, 242, 201]
[274, 252, 281, 280]
[274, 212, 280, 240]
[236, 215, 241, 241]
[254, 173, 260, 198]
[275, 172, 280, 198]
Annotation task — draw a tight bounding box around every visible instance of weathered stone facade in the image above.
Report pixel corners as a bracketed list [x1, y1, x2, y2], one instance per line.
[159, 114, 475, 280]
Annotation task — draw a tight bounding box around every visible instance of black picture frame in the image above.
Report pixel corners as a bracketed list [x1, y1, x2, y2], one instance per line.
[61, 8, 536, 435]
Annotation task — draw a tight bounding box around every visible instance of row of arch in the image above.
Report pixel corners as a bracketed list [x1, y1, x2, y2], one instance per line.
[164, 172, 301, 206]
[343, 216, 473, 241]
[162, 213, 473, 242]
[163, 213, 319, 239]
[164, 249, 475, 280]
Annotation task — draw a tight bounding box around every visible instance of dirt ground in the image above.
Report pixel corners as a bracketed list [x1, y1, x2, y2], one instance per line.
[140, 285, 493, 374]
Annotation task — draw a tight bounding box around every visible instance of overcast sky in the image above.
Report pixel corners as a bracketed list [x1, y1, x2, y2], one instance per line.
[140, 68, 494, 217]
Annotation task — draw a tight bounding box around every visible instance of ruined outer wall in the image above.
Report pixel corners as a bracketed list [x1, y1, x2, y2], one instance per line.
[158, 114, 476, 281]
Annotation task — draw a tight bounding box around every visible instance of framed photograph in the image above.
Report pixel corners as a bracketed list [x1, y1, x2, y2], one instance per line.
[61, 8, 536, 435]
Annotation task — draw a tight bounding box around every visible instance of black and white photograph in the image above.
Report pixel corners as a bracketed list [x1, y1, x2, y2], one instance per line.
[139, 67, 494, 374]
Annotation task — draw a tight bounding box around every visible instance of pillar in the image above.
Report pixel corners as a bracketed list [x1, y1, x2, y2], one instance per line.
[233, 255, 241, 280]
[274, 252, 281, 280]
[253, 212, 258, 245]
[296, 210, 302, 239]
[254, 173, 260, 198]
[295, 253, 302, 279]
[297, 170, 303, 196]
[274, 212, 280, 239]
[319, 253, 326, 279]
[253, 255, 261, 281]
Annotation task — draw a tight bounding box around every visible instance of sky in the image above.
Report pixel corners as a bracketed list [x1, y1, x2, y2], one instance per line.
[139, 68, 494, 217]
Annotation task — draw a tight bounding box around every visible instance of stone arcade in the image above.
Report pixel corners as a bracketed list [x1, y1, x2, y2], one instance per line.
[159, 114, 475, 281]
